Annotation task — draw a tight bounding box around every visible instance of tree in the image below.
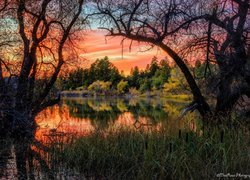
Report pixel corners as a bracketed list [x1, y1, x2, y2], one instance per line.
[0, 0, 13, 94]
[139, 78, 151, 93]
[128, 66, 140, 89]
[159, 59, 171, 82]
[164, 66, 189, 94]
[117, 80, 128, 94]
[151, 59, 171, 89]
[88, 56, 122, 86]
[151, 70, 164, 89]
[146, 56, 159, 78]
[0, 0, 86, 135]
[95, 0, 250, 121]
[60, 68, 89, 90]
[127, 57, 171, 91]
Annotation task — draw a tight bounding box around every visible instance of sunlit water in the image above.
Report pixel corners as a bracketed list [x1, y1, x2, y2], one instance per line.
[35, 97, 197, 139]
[1, 97, 201, 179]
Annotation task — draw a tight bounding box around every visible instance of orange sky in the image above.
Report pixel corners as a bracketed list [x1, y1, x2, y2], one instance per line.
[79, 30, 167, 75]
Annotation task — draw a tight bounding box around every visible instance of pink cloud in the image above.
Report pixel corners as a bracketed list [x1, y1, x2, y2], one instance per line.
[79, 30, 167, 74]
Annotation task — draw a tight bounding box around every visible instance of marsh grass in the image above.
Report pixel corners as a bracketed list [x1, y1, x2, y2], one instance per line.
[50, 127, 250, 179]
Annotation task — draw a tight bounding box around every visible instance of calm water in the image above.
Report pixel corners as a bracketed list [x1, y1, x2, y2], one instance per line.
[35, 97, 198, 139]
[1, 97, 199, 179]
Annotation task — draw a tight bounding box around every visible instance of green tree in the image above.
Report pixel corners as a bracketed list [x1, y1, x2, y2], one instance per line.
[163, 66, 189, 94]
[89, 56, 121, 86]
[128, 66, 140, 89]
[61, 68, 89, 90]
[117, 80, 128, 94]
[139, 78, 151, 93]
[146, 56, 160, 78]
[159, 59, 171, 82]
[152, 70, 164, 89]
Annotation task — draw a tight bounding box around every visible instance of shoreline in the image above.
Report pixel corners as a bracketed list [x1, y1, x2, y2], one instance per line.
[60, 90, 192, 102]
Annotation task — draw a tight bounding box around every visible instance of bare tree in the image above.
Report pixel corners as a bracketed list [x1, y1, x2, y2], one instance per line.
[95, 0, 250, 121]
[0, 0, 9, 91]
[0, 0, 86, 135]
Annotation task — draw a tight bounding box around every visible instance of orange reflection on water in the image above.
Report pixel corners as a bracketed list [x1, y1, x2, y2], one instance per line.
[113, 112, 162, 132]
[35, 105, 95, 142]
[35, 104, 164, 144]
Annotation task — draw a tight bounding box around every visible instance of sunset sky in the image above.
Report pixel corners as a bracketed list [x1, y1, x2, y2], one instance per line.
[79, 30, 167, 75]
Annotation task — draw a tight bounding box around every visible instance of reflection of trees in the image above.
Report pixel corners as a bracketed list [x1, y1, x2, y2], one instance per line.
[116, 99, 128, 112]
[65, 99, 122, 129]
[0, 138, 55, 179]
[0, 140, 12, 178]
[62, 97, 199, 133]
[128, 99, 168, 125]
[64, 98, 177, 128]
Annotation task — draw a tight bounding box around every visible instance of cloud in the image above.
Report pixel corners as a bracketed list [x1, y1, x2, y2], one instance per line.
[79, 30, 167, 74]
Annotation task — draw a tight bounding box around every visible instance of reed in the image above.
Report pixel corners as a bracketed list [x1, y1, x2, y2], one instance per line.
[50, 127, 250, 179]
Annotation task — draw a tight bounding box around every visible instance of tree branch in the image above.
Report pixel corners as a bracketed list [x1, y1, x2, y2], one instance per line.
[33, 0, 84, 111]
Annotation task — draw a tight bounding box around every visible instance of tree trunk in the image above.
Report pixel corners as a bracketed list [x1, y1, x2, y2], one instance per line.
[159, 43, 211, 117]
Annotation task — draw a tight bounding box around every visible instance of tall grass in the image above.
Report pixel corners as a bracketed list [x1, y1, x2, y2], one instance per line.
[51, 127, 250, 179]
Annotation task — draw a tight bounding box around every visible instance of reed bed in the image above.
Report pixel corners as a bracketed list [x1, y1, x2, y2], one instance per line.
[51, 127, 250, 179]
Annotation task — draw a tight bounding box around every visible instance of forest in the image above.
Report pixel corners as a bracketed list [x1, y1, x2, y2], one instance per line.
[59, 56, 215, 98]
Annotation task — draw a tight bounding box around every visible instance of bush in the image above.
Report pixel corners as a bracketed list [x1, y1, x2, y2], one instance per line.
[88, 81, 111, 94]
[117, 80, 128, 94]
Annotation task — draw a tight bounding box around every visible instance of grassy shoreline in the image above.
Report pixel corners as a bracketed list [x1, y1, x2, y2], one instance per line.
[50, 127, 250, 179]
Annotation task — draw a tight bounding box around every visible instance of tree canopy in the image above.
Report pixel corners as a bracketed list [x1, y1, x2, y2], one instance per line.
[61, 56, 172, 94]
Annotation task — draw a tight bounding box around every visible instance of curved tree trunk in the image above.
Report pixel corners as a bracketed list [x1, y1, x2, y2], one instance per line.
[159, 43, 211, 117]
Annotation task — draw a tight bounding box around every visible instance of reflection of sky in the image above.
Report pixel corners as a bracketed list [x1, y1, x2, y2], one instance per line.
[35, 98, 197, 143]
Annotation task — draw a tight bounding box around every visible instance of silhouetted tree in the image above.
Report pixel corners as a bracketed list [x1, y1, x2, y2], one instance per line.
[95, 0, 250, 121]
[0, 0, 86, 135]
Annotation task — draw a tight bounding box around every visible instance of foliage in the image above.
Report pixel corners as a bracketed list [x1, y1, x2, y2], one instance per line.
[61, 56, 172, 95]
[139, 78, 151, 93]
[127, 57, 171, 92]
[117, 80, 128, 94]
[163, 67, 189, 94]
[60, 57, 122, 90]
[60, 58, 219, 100]
[59, 68, 89, 90]
[128, 66, 141, 89]
[89, 56, 122, 86]
[88, 80, 111, 94]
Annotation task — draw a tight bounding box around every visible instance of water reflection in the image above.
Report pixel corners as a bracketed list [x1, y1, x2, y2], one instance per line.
[0, 139, 55, 179]
[35, 97, 197, 140]
[1, 97, 198, 179]
[0, 138, 85, 179]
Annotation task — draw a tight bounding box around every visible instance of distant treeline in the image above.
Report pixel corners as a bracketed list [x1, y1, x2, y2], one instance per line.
[58, 56, 214, 96]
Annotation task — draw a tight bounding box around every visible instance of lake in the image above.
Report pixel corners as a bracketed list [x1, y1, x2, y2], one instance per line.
[1, 97, 249, 179]
[35, 97, 198, 139]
